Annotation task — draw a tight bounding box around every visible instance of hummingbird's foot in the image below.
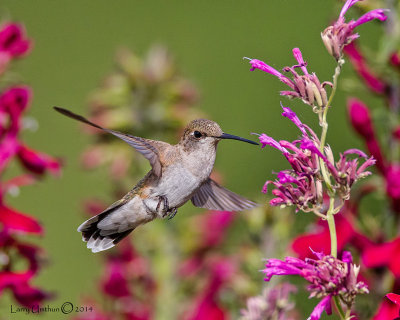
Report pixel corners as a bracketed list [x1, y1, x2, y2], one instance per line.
[156, 195, 169, 216]
[167, 208, 178, 220]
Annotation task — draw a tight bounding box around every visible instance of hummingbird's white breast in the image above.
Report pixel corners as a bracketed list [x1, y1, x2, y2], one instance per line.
[146, 142, 217, 211]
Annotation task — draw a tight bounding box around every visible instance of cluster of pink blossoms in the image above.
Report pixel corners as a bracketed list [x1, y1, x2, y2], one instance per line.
[245, 0, 389, 319]
[0, 22, 61, 308]
[259, 105, 375, 213]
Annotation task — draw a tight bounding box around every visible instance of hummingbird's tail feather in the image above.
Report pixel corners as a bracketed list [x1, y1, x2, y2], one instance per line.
[77, 203, 137, 253]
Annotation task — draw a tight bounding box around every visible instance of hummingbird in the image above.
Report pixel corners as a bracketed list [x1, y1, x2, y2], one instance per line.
[54, 107, 259, 253]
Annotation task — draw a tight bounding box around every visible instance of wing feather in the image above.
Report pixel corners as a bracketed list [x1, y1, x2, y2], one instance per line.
[54, 107, 166, 177]
[191, 178, 258, 211]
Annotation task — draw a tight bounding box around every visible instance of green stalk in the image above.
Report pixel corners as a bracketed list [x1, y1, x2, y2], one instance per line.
[334, 296, 346, 320]
[326, 197, 337, 257]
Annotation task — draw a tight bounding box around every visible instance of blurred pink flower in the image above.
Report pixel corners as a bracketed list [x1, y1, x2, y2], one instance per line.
[347, 98, 385, 173]
[344, 42, 387, 94]
[362, 237, 400, 278]
[291, 214, 372, 260]
[17, 145, 61, 176]
[390, 52, 400, 68]
[321, 0, 387, 60]
[0, 205, 42, 234]
[184, 259, 234, 320]
[0, 23, 31, 57]
[240, 283, 297, 320]
[373, 294, 400, 320]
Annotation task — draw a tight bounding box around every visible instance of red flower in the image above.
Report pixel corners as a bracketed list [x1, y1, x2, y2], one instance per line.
[291, 214, 370, 259]
[0, 86, 32, 125]
[101, 261, 131, 298]
[362, 237, 400, 277]
[373, 294, 400, 320]
[347, 98, 386, 173]
[0, 205, 42, 234]
[17, 145, 61, 176]
[0, 23, 31, 58]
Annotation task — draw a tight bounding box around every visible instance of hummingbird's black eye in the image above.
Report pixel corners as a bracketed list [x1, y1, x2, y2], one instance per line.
[193, 131, 202, 138]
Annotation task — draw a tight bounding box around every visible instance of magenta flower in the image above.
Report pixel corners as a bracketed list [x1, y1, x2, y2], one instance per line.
[17, 145, 61, 176]
[321, 0, 387, 60]
[246, 48, 330, 109]
[0, 23, 31, 74]
[260, 105, 375, 213]
[373, 294, 400, 320]
[263, 251, 368, 320]
[362, 236, 400, 278]
[347, 98, 385, 173]
[0, 23, 31, 57]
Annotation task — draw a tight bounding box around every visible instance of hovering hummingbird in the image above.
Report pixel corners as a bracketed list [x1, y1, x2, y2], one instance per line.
[54, 107, 259, 253]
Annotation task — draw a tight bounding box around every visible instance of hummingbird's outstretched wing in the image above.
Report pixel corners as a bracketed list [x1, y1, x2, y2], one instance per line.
[54, 107, 167, 177]
[191, 178, 258, 212]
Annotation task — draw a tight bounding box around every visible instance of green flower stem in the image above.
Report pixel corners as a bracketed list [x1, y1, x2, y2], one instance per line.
[334, 296, 346, 320]
[326, 196, 337, 257]
[344, 308, 352, 320]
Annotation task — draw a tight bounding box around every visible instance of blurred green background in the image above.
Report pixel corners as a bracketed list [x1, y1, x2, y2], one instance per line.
[0, 0, 386, 319]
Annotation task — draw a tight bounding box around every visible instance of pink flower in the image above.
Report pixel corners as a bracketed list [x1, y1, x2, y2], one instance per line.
[291, 214, 371, 259]
[17, 145, 61, 176]
[347, 98, 385, 173]
[263, 251, 368, 320]
[260, 105, 374, 213]
[390, 52, 400, 68]
[101, 261, 131, 298]
[184, 259, 234, 320]
[321, 0, 388, 60]
[246, 49, 329, 109]
[0, 23, 31, 58]
[344, 42, 387, 94]
[0, 205, 43, 234]
[362, 237, 400, 277]
[240, 283, 297, 320]
[373, 294, 400, 320]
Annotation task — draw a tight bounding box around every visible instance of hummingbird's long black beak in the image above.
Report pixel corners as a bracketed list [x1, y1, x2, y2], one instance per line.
[218, 133, 259, 145]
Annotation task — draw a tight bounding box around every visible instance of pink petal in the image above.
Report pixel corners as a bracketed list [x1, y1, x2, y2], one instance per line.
[309, 296, 332, 320]
[17, 145, 61, 176]
[247, 58, 296, 89]
[387, 293, 400, 307]
[350, 9, 388, 30]
[0, 205, 43, 234]
[292, 48, 308, 75]
[339, 0, 361, 20]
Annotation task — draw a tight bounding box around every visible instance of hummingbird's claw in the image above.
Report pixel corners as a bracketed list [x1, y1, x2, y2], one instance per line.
[157, 195, 171, 217]
[167, 208, 178, 220]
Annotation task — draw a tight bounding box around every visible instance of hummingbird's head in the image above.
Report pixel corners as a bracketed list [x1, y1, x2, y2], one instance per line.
[181, 119, 258, 151]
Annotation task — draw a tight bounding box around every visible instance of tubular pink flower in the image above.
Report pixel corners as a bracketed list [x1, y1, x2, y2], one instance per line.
[339, 0, 360, 19]
[258, 134, 288, 153]
[321, 0, 388, 60]
[350, 9, 388, 30]
[281, 105, 307, 136]
[260, 105, 374, 212]
[292, 48, 308, 75]
[309, 296, 332, 320]
[247, 58, 296, 89]
[263, 251, 368, 320]
[247, 50, 328, 109]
